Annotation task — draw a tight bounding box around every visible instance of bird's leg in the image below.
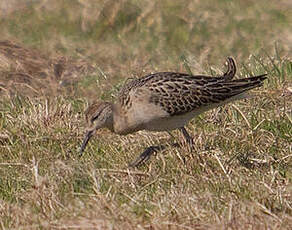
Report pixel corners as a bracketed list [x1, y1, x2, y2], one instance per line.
[129, 128, 193, 167]
[179, 127, 194, 150]
[129, 145, 165, 168]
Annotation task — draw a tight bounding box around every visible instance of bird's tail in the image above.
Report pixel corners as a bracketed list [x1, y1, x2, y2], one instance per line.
[226, 74, 267, 92]
[209, 73, 267, 102]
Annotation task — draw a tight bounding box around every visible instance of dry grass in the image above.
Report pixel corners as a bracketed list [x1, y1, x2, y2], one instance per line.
[0, 0, 291, 229]
[0, 40, 96, 98]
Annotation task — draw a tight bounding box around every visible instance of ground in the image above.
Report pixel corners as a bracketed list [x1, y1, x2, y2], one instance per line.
[0, 0, 291, 229]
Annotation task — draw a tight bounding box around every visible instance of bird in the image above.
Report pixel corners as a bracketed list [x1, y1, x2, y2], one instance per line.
[80, 57, 267, 167]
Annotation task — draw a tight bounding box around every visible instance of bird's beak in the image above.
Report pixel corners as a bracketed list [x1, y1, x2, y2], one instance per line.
[80, 130, 94, 156]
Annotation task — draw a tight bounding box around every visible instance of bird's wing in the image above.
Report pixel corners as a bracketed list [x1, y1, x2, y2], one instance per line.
[142, 73, 267, 116]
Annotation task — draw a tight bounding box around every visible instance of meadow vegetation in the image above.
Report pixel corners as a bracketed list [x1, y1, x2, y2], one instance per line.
[0, 0, 291, 229]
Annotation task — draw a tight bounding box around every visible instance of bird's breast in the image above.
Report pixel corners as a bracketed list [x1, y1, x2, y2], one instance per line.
[112, 98, 170, 134]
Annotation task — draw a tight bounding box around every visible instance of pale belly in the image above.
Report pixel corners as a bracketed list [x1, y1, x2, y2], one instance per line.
[143, 108, 203, 131]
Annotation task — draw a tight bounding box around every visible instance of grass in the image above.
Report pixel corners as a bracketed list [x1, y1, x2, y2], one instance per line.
[0, 0, 292, 229]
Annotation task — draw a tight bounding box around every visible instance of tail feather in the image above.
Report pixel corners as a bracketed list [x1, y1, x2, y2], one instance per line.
[230, 74, 267, 83]
[209, 74, 267, 101]
[223, 57, 237, 80]
[225, 74, 267, 92]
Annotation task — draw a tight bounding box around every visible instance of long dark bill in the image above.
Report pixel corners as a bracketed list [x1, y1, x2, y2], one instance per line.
[79, 130, 94, 156]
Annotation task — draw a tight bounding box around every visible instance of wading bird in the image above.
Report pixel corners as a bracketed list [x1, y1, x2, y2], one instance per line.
[80, 57, 267, 167]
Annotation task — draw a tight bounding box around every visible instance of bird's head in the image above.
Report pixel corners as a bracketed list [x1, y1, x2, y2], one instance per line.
[80, 101, 113, 155]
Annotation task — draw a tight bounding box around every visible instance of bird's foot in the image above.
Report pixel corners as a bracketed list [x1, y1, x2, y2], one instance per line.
[129, 145, 164, 168]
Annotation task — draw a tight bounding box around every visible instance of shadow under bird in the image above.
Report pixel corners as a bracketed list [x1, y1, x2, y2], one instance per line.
[80, 57, 267, 167]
